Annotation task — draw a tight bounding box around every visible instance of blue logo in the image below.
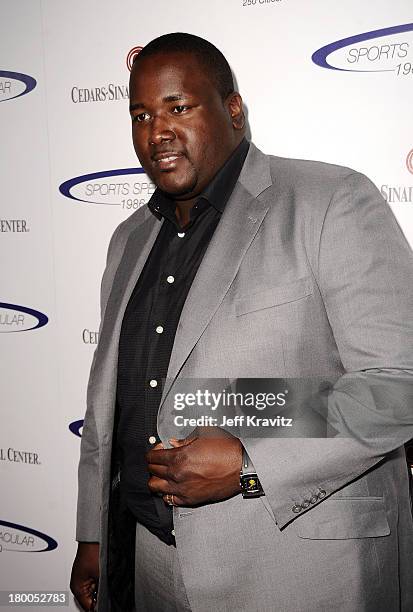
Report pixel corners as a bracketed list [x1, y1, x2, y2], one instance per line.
[69, 419, 84, 438]
[312, 23, 413, 72]
[59, 168, 155, 207]
[0, 520, 57, 553]
[0, 71, 37, 102]
[0, 303, 48, 333]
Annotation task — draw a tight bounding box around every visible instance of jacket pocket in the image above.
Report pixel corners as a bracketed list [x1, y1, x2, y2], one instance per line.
[294, 496, 390, 539]
[235, 277, 313, 316]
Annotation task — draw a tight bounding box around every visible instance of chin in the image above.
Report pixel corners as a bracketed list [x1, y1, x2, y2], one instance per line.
[157, 175, 197, 197]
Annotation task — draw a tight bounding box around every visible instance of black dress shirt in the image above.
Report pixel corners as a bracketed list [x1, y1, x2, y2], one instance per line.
[115, 138, 249, 545]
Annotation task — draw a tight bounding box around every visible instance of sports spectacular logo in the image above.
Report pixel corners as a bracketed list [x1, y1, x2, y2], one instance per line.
[312, 23, 413, 74]
[0, 70, 36, 102]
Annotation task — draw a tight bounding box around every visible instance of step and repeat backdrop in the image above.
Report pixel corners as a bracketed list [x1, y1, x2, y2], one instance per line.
[1, 0, 412, 608]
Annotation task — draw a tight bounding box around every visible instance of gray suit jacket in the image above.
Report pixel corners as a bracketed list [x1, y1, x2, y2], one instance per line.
[77, 143, 413, 612]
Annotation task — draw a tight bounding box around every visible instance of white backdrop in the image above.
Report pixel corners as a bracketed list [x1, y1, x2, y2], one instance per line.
[1, 0, 412, 609]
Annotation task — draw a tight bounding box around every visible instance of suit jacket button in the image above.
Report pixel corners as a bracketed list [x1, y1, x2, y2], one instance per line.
[292, 504, 302, 513]
[317, 489, 326, 499]
[310, 495, 318, 504]
[302, 499, 310, 509]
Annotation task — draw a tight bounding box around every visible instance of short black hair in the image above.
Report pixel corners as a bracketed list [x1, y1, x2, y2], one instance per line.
[133, 32, 235, 100]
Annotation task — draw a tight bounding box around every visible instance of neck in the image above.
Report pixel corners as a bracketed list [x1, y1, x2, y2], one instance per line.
[174, 199, 196, 228]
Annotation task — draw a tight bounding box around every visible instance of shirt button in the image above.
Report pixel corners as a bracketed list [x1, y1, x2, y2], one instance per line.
[149, 379, 158, 388]
[156, 325, 164, 334]
[177, 232, 185, 238]
[148, 436, 157, 444]
[171, 529, 175, 536]
[166, 275, 175, 284]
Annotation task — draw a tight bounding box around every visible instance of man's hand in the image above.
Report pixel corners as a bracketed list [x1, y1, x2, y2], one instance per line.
[70, 542, 99, 611]
[146, 428, 242, 506]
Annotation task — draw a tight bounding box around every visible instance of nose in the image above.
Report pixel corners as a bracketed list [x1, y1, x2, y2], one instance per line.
[149, 114, 175, 145]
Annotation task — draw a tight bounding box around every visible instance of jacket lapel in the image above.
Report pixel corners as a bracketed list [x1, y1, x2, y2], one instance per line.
[159, 144, 273, 408]
[93, 211, 162, 442]
[104, 216, 161, 329]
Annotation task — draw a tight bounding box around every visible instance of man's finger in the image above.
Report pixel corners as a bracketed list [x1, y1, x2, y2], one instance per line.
[147, 462, 170, 479]
[146, 447, 178, 465]
[146, 436, 198, 464]
[73, 580, 97, 612]
[169, 437, 192, 447]
[162, 493, 185, 506]
[152, 441, 164, 451]
[147, 475, 171, 495]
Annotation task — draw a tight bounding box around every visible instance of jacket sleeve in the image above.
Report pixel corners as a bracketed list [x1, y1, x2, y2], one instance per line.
[240, 172, 413, 529]
[75, 224, 123, 542]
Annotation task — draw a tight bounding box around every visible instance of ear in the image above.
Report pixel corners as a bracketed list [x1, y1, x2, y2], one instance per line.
[226, 92, 245, 131]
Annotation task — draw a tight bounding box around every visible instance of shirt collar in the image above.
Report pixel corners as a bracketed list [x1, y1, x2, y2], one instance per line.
[148, 138, 250, 223]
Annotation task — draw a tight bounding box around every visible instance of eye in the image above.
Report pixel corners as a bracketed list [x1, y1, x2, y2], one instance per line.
[172, 105, 189, 114]
[132, 112, 150, 123]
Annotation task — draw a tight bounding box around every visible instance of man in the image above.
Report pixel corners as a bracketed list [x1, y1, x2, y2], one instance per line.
[70, 33, 413, 612]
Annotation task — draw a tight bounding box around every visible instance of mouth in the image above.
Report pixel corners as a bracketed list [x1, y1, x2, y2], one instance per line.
[152, 151, 185, 171]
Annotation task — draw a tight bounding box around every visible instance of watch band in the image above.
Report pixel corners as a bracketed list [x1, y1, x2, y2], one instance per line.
[240, 448, 264, 498]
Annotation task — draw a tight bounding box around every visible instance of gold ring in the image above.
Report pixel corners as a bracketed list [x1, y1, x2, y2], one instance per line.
[165, 494, 175, 506]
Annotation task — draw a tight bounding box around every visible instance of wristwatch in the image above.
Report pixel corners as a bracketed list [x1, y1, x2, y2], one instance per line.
[240, 448, 264, 498]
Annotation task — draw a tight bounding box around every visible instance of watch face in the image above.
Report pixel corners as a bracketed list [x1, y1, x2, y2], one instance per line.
[241, 474, 262, 495]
